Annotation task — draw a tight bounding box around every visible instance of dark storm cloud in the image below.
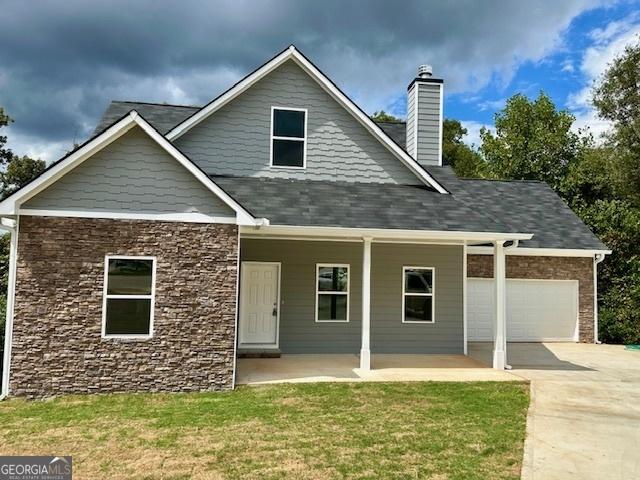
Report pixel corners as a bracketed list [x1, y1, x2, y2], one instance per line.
[0, 0, 601, 160]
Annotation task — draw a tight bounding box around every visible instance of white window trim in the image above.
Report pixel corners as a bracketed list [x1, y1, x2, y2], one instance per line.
[269, 106, 308, 170]
[102, 255, 157, 339]
[315, 263, 350, 323]
[402, 266, 435, 324]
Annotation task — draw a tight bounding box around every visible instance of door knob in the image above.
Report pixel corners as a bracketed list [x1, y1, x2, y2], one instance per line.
[272, 304, 278, 316]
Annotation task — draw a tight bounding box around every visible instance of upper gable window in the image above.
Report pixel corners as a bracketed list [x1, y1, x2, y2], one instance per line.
[270, 107, 307, 169]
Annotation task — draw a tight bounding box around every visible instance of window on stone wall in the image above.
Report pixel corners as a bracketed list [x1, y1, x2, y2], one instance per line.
[102, 256, 156, 338]
[402, 266, 435, 323]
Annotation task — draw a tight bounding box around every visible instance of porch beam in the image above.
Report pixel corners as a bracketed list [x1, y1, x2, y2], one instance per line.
[360, 236, 372, 370]
[493, 240, 507, 370]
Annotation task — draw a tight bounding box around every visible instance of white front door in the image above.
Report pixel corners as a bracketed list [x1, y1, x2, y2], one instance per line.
[239, 262, 280, 348]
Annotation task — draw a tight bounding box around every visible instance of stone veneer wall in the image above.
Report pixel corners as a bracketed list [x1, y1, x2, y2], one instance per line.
[10, 216, 239, 398]
[467, 255, 595, 343]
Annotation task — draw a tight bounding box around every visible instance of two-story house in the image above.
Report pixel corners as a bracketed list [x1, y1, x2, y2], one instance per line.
[0, 46, 609, 398]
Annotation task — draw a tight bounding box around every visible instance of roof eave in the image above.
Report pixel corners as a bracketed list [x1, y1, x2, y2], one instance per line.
[240, 224, 533, 243]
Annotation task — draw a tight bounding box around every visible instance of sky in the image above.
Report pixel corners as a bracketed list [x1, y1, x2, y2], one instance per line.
[1, 0, 639, 162]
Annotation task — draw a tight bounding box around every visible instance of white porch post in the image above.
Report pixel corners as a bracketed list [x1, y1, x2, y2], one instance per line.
[360, 236, 372, 371]
[493, 240, 507, 370]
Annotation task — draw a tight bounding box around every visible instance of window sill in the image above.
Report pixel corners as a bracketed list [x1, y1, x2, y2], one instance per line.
[101, 334, 153, 341]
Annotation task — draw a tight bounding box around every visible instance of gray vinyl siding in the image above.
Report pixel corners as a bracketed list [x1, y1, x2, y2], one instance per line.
[371, 244, 463, 353]
[406, 82, 442, 167]
[405, 85, 416, 157]
[175, 60, 420, 184]
[24, 127, 235, 218]
[240, 239, 463, 354]
[241, 239, 362, 353]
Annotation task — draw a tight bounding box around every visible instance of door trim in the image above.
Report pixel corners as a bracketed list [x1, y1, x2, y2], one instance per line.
[238, 261, 281, 349]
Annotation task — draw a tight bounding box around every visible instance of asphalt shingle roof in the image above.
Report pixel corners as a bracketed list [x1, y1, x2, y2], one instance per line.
[425, 166, 608, 250]
[213, 175, 514, 234]
[93, 101, 606, 250]
[94, 101, 199, 135]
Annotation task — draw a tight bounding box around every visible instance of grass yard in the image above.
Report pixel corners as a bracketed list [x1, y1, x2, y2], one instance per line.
[0, 382, 529, 479]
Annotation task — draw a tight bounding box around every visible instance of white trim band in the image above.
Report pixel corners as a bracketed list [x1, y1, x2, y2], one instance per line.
[20, 209, 237, 224]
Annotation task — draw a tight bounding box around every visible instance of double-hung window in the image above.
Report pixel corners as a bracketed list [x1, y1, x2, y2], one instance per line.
[102, 256, 156, 338]
[270, 107, 307, 168]
[316, 264, 349, 322]
[402, 267, 435, 323]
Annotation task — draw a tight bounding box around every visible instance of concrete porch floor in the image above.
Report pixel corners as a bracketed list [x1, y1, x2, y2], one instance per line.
[235, 353, 516, 384]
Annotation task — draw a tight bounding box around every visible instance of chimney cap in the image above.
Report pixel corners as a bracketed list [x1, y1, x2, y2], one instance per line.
[417, 64, 433, 78]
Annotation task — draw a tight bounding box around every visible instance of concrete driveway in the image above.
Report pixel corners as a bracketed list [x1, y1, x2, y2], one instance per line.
[469, 342, 640, 480]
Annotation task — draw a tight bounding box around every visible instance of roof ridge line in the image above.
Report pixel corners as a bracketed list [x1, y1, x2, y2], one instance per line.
[111, 100, 202, 109]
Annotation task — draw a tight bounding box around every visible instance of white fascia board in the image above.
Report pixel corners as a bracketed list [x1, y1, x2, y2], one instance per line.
[0, 115, 139, 215]
[467, 246, 612, 257]
[20, 209, 237, 224]
[240, 224, 533, 242]
[165, 46, 448, 194]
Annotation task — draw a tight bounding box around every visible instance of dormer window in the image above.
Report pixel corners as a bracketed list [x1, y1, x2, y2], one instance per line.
[270, 107, 307, 168]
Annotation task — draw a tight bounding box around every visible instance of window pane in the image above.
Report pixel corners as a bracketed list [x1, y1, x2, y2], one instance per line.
[273, 109, 305, 138]
[404, 295, 433, 322]
[272, 139, 304, 167]
[318, 266, 348, 292]
[318, 294, 348, 321]
[105, 298, 151, 335]
[405, 268, 433, 294]
[107, 259, 153, 295]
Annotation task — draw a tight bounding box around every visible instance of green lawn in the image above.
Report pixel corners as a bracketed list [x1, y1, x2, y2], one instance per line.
[0, 382, 529, 479]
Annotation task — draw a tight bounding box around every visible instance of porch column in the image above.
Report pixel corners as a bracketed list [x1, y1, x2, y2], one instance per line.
[360, 237, 372, 371]
[493, 240, 507, 370]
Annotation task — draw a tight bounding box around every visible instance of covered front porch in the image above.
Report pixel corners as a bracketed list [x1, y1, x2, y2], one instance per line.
[236, 225, 531, 376]
[236, 352, 516, 384]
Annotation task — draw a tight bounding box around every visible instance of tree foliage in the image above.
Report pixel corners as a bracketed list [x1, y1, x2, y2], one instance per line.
[442, 119, 485, 178]
[593, 40, 640, 203]
[370, 110, 403, 123]
[480, 92, 587, 191]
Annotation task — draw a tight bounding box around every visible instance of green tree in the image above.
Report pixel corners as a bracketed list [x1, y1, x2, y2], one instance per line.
[1, 155, 46, 198]
[592, 39, 640, 203]
[480, 92, 586, 190]
[0, 108, 13, 166]
[442, 119, 485, 178]
[370, 110, 403, 123]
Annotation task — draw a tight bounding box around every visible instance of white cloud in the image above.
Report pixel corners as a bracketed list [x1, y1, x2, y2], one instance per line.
[460, 120, 493, 148]
[568, 17, 640, 140]
[5, 127, 74, 163]
[561, 59, 575, 73]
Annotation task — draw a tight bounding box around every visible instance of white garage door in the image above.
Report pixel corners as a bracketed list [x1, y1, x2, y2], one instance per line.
[467, 279, 579, 342]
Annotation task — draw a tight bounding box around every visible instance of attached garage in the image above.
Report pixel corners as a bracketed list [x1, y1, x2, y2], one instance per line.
[467, 278, 579, 342]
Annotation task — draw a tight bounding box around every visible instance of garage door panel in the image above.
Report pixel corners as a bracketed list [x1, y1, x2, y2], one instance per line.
[468, 279, 578, 342]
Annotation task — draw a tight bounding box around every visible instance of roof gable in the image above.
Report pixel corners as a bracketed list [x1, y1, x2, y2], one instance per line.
[164, 45, 447, 193]
[0, 112, 260, 225]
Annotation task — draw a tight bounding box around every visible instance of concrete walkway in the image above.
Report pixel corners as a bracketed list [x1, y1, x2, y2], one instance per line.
[469, 342, 640, 480]
[236, 353, 516, 384]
